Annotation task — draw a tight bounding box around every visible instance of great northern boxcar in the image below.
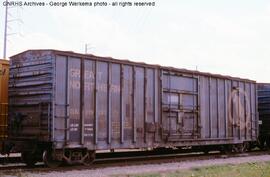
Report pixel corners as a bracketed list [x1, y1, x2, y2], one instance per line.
[258, 83, 270, 148]
[7, 50, 258, 166]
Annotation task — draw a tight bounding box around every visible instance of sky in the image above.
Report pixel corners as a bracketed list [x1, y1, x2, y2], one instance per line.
[0, 0, 269, 82]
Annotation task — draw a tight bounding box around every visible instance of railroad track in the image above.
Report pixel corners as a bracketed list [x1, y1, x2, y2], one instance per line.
[0, 149, 218, 166]
[0, 149, 269, 172]
[0, 149, 202, 165]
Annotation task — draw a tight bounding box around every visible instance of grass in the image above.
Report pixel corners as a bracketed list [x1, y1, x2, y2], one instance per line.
[116, 161, 270, 177]
[0, 169, 31, 177]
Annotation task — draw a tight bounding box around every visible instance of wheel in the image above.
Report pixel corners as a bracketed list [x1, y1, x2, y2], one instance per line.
[21, 151, 37, 167]
[232, 144, 244, 153]
[240, 143, 248, 153]
[247, 142, 256, 151]
[82, 151, 95, 166]
[43, 150, 62, 168]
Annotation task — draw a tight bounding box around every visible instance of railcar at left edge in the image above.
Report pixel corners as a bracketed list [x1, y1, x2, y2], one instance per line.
[0, 59, 9, 152]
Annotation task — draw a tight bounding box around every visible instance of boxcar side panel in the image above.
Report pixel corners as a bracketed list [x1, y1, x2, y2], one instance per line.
[54, 56, 67, 145]
[251, 84, 257, 139]
[111, 63, 121, 146]
[54, 55, 161, 149]
[83, 59, 95, 146]
[245, 83, 251, 139]
[134, 67, 145, 146]
[123, 65, 132, 143]
[210, 78, 218, 138]
[198, 75, 257, 142]
[217, 79, 226, 139]
[200, 76, 209, 139]
[239, 82, 244, 139]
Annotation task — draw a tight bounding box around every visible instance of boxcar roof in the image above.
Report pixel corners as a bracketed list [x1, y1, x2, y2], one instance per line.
[0, 59, 9, 65]
[10, 49, 256, 83]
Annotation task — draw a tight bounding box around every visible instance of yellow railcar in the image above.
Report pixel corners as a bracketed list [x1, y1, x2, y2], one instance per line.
[0, 59, 9, 140]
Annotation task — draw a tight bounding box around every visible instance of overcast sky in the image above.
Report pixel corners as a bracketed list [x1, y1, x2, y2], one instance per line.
[0, 0, 269, 82]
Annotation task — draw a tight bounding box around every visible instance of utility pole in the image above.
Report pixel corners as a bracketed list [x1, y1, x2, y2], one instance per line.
[85, 43, 94, 54]
[85, 44, 88, 54]
[3, 0, 8, 59]
[2, 0, 23, 59]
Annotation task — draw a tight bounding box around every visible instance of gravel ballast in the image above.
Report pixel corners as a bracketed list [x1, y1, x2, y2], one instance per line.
[2, 154, 270, 177]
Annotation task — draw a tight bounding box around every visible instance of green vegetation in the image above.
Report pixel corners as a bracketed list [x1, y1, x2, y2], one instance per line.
[117, 161, 270, 177]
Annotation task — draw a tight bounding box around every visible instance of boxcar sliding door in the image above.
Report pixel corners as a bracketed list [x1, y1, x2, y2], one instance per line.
[162, 71, 200, 141]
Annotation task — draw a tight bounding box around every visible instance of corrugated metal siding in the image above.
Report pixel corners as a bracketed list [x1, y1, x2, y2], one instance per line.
[0, 59, 9, 139]
[53, 55, 160, 148]
[8, 51, 53, 141]
[199, 77, 257, 140]
[258, 83, 270, 135]
[9, 50, 258, 150]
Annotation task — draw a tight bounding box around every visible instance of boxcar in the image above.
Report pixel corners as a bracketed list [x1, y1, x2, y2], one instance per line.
[258, 83, 270, 148]
[0, 59, 9, 142]
[7, 50, 258, 166]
